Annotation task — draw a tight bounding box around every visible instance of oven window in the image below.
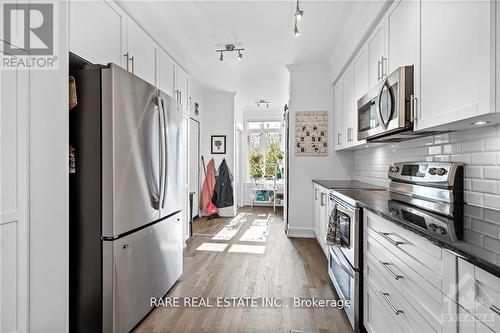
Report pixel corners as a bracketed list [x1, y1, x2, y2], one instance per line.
[330, 253, 351, 301]
[358, 100, 379, 132]
[339, 212, 351, 248]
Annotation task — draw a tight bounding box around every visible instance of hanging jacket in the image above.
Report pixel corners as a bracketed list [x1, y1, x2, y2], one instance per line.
[212, 159, 234, 208]
[201, 158, 218, 215]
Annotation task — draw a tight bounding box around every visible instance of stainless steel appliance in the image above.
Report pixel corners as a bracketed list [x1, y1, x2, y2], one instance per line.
[69, 64, 184, 333]
[357, 66, 416, 142]
[387, 161, 464, 241]
[328, 185, 384, 332]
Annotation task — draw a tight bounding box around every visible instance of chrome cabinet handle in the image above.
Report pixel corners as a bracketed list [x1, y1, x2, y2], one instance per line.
[315, 189, 319, 200]
[337, 132, 341, 145]
[130, 55, 135, 74]
[377, 60, 382, 81]
[380, 261, 403, 280]
[320, 193, 326, 207]
[490, 304, 500, 316]
[381, 56, 387, 78]
[409, 95, 417, 122]
[379, 231, 404, 246]
[380, 291, 403, 315]
[124, 52, 130, 71]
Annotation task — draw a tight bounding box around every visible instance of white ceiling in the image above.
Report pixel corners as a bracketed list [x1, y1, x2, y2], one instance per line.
[118, 1, 382, 112]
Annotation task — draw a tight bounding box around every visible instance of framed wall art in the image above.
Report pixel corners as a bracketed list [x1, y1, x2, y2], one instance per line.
[211, 135, 226, 154]
[295, 111, 328, 156]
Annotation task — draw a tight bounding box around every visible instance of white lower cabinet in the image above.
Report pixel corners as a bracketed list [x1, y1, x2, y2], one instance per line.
[363, 209, 499, 333]
[312, 184, 328, 256]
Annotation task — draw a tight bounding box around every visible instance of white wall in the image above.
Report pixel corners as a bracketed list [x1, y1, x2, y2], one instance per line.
[287, 65, 353, 237]
[199, 89, 236, 216]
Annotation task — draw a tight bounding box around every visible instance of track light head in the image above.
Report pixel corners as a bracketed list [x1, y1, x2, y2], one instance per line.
[238, 51, 243, 61]
[219, 52, 223, 61]
[295, 9, 303, 20]
[294, 24, 300, 37]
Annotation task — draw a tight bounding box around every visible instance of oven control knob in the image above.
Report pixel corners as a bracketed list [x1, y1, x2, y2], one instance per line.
[389, 208, 399, 216]
[429, 168, 437, 175]
[390, 166, 399, 173]
[435, 226, 446, 235]
[436, 168, 447, 176]
[428, 223, 437, 232]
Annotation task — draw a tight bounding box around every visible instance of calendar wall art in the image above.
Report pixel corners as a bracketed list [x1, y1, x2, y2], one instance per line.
[295, 111, 328, 156]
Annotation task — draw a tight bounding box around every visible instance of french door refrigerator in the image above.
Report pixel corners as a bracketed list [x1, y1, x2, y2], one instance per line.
[69, 64, 183, 333]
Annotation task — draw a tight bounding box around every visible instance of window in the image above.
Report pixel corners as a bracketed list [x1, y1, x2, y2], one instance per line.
[246, 120, 284, 181]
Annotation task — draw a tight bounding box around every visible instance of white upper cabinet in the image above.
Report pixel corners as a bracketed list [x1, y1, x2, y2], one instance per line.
[157, 49, 175, 97]
[368, 21, 387, 88]
[387, 0, 420, 74]
[334, 81, 343, 149]
[342, 66, 355, 146]
[126, 19, 157, 86]
[175, 66, 189, 114]
[418, 0, 495, 130]
[69, 0, 126, 67]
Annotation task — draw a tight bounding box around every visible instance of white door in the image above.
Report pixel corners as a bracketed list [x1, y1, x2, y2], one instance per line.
[368, 21, 387, 88]
[69, 0, 126, 67]
[157, 49, 175, 97]
[127, 19, 157, 86]
[0, 50, 29, 333]
[189, 119, 200, 218]
[418, 0, 494, 130]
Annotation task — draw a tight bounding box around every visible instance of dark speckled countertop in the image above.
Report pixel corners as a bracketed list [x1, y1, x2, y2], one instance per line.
[312, 180, 386, 190]
[332, 188, 500, 278]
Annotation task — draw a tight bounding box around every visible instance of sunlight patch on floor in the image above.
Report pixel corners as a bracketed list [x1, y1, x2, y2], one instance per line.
[196, 243, 228, 252]
[211, 213, 247, 241]
[228, 244, 266, 254]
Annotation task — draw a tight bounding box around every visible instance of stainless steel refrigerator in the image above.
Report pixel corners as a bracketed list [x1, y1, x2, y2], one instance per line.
[69, 64, 183, 333]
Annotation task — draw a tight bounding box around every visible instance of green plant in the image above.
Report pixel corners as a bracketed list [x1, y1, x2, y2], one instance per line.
[263, 134, 281, 178]
[249, 149, 263, 180]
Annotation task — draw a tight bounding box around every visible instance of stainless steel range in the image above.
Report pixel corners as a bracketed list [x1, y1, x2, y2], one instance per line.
[387, 161, 464, 241]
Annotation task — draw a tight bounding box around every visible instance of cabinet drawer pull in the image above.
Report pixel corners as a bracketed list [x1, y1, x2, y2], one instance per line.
[490, 304, 500, 316]
[380, 291, 403, 315]
[124, 52, 130, 71]
[381, 56, 387, 77]
[320, 193, 326, 207]
[315, 189, 319, 200]
[380, 261, 403, 280]
[379, 231, 404, 246]
[377, 60, 382, 80]
[337, 132, 341, 145]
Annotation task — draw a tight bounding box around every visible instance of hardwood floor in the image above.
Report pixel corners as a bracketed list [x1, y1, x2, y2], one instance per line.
[134, 207, 353, 333]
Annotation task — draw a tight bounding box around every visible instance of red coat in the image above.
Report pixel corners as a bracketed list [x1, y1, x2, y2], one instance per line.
[200, 158, 218, 215]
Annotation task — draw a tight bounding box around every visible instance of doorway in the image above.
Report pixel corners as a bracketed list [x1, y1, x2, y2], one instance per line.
[189, 118, 201, 219]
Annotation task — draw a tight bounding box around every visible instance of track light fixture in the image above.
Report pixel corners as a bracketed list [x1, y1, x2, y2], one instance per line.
[255, 99, 270, 108]
[293, 0, 303, 36]
[216, 44, 245, 62]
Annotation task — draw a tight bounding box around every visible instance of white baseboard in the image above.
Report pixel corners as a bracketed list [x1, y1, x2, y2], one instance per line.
[287, 227, 316, 238]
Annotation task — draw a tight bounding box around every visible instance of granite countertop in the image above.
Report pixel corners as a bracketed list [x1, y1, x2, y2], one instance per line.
[312, 179, 385, 190]
[332, 189, 500, 278]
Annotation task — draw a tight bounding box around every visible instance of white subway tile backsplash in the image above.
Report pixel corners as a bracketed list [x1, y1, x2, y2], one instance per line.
[470, 152, 497, 165]
[472, 180, 497, 194]
[484, 167, 500, 180]
[353, 124, 500, 206]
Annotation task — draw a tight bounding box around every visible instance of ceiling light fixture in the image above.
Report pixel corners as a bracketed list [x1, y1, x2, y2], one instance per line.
[216, 44, 245, 62]
[293, 0, 303, 36]
[295, 0, 304, 21]
[255, 99, 270, 108]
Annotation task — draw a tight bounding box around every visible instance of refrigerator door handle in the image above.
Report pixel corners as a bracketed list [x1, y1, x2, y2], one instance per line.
[158, 96, 167, 208]
[160, 97, 168, 209]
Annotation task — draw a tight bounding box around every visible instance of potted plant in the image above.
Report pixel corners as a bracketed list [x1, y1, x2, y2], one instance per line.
[249, 149, 263, 182]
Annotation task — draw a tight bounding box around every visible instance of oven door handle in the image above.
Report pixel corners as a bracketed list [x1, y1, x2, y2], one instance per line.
[334, 202, 356, 219]
[329, 247, 355, 278]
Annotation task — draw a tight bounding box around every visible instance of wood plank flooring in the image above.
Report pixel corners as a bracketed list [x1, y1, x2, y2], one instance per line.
[134, 207, 353, 333]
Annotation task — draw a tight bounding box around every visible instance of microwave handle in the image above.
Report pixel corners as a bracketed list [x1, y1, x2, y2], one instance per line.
[377, 78, 390, 130]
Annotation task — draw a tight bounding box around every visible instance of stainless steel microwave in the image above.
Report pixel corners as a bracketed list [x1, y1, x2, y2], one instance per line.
[357, 66, 414, 141]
